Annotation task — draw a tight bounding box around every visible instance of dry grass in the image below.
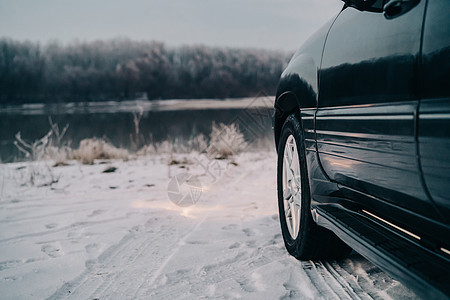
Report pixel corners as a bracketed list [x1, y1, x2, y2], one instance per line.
[13, 117, 250, 167]
[136, 123, 247, 160]
[71, 138, 129, 165]
[188, 134, 208, 153]
[207, 122, 248, 159]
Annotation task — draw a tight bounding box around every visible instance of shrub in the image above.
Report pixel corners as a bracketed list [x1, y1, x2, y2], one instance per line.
[71, 138, 129, 164]
[207, 122, 248, 159]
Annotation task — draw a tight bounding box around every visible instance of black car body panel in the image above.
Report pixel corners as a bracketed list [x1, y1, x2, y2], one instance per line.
[274, 0, 450, 297]
[419, 0, 450, 225]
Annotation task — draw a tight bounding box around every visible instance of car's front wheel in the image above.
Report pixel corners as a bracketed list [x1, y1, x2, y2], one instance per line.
[277, 113, 351, 260]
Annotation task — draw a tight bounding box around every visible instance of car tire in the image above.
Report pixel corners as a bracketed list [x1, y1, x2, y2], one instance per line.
[277, 113, 351, 260]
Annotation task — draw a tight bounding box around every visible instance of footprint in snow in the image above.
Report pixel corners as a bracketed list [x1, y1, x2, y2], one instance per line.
[45, 223, 58, 229]
[221, 224, 238, 231]
[243, 228, 257, 237]
[237, 278, 258, 293]
[229, 242, 240, 249]
[246, 240, 257, 248]
[41, 243, 63, 258]
[0, 260, 20, 271]
[85, 243, 99, 254]
[88, 209, 105, 217]
[165, 268, 191, 283]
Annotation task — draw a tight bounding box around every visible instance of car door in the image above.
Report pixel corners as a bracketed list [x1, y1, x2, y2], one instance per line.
[418, 0, 450, 226]
[315, 0, 437, 220]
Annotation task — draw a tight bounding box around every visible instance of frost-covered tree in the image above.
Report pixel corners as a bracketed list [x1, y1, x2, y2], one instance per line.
[0, 38, 290, 104]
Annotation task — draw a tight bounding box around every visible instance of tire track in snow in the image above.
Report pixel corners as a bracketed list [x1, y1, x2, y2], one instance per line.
[145, 156, 284, 298]
[132, 212, 210, 298]
[137, 183, 275, 297]
[148, 247, 279, 299]
[301, 261, 342, 299]
[47, 228, 140, 299]
[300, 259, 394, 300]
[93, 223, 192, 299]
[84, 230, 157, 298]
[47, 214, 191, 299]
[339, 256, 404, 300]
[321, 261, 370, 300]
[146, 226, 283, 299]
[325, 260, 386, 300]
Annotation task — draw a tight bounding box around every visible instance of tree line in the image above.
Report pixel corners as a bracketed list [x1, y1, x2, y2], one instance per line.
[0, 38, 290, 104]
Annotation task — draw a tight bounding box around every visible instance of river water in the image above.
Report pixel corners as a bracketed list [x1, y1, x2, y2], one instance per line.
[0, 97, 275, 162]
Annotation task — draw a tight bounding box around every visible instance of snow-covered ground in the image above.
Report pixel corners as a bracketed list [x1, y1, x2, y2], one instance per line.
[0, 151, 419, 299]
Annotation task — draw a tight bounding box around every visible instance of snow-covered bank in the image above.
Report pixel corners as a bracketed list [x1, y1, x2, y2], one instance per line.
[0, 152, 419, 299]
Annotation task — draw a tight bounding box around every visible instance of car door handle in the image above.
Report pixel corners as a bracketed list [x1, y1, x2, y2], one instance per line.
[384, 0, 420, 19]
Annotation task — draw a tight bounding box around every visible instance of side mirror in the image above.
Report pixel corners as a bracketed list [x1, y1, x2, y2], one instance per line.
[342, 0, 383, 12]
[383, 0, 420, 19]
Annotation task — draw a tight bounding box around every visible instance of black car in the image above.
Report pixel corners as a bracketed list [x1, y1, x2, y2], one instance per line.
[273, 0, 449, 298]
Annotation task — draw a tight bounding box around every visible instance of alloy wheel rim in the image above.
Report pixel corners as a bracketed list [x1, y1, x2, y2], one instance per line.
[282, 135, 302, 239]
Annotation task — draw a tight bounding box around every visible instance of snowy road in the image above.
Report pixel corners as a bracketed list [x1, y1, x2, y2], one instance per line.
[0, 152, 419, 299]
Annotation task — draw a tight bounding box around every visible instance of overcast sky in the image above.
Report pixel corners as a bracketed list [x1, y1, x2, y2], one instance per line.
[0, 0, 342, 51]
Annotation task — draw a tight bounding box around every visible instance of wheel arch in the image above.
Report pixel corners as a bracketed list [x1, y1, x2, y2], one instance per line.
[274, 77, 317, 151]
[274, 91, 301, 151]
